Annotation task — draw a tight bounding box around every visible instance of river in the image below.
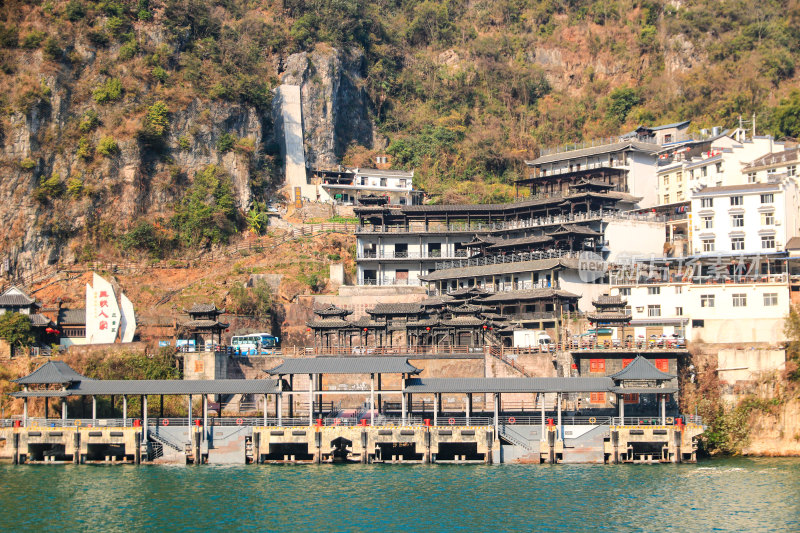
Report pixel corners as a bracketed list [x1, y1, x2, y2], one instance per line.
[1, 458, 798, 532]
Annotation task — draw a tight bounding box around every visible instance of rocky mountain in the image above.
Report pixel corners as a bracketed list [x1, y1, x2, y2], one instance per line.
[0, 0, 798, 276]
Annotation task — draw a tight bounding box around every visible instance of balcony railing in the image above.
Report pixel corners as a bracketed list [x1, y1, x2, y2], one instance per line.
[358, 277, 425, 287]
[358, 250, 471, 260]
[435, 249, 582, 270]
[610, 273, 789, 286]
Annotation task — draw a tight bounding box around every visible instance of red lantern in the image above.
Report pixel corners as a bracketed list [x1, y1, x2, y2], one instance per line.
[225, 329, 230, 332]
[571, 363, 578, 369]
[306, 328, 311, 332]
[482, 325, 487, 330]
[425, 327, 430, 331]
[363, 327, 368, 332]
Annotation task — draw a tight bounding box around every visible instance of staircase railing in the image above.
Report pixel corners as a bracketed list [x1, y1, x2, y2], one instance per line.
[499, 424, 533, 451]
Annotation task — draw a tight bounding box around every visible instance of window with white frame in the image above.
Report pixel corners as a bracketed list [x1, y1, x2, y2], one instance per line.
[701, 216, 713, 229]
[731, 237, 744, 250]
[761, 193, 774, 204]
[762, 211, 774, 225]
[747, 172, 757, 183]
[702, 239, 715, 252]
[619, 288, 631, 296]
[675, 306, 683, 316]
[761, 235, 775, 249]
[647, 305, 661, 317]
[701, 166, 708, 177]
[677, 191, 684, 201]
[700, 294, 715, 308]
[730, 195, 743, 206]
[716, 162, 723, 173]
[663, 176, 669, 185]
[789, 165, 796, 177]
[701, 197, 713, 208]
[648, 286, 660, 295]
[663, 194, 670, 204]
[675, 286, 683, 294]
[731, 214, 744, 227]
[763, 293, 778, 306]
[732, 293, 747, 307]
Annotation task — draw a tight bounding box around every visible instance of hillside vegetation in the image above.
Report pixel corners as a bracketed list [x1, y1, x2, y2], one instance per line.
[0, 0, 799, 261]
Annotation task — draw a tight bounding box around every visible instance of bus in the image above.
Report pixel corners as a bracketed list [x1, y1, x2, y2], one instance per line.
[230, 333, 280, 355]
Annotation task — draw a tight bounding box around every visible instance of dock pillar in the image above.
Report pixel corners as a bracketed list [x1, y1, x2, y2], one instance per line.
[92, 396, 97, 425]
[486, 431, 493, 465]
[12, 432, 18, 465]
[423, 429, 431, 464]
[612, 430, 619, 464]
[557, 393, 562, 441]
[401, 392, 407, 425]
[143, 395, 148, 442]
[62, 398, 67, 420]
[548, 429, 556, 464]
[202, 394, 208, 442]
[433, 394, 438, 426]
[370, 374, 375, 426]
[493, 393, 499, 439]
[122, 395, 127, 427]
[253, 432, 261, 464]
[308, 374, 314, 427]
[361, 431, 368, 463]
[134, 432, 141, 465]
[73, 431, 80, 464]
[660, 395, 666, 426]
[194, 429, 201, 465]
[675, 429, 682, 464]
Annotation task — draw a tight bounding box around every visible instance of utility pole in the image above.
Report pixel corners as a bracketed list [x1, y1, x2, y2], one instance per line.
[752, 113, 756, 138]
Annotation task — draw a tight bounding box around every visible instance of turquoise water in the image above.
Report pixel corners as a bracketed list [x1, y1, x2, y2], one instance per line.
[1, 459, 798, 532]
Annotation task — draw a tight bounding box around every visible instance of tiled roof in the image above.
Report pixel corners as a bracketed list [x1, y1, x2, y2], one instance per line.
[526, 140, 660, 166]
[482, 288, 580, 303]
[420, 258, 580, 282]
[404, 377, 614, 394]
[307, 318, 352, 328]
[58, 308, 86, 325]
[13, 379, 283, 397]
[185, 303, 224, 314]
[593, 294, 626, 306]
[442, 317, 485, 326]
[0, 286, 37, 307]
[486, 235, 552, 249]
[29, 313, 53, 327]
[448, 303, 484, 313]
[265, 357, 421, 375]
[547, 224, 602, 237]
[609, 356, 675, 380]
[366, 303, 422, 315]
[420, 295, 455, 306]
[587, 312, 631, 321]
[446, 287, 489, 297]
[314, 304, 352, 317]
[180, 320, 229, 328]
[13, 361, 92, 385]
[743, 147, 799, 170]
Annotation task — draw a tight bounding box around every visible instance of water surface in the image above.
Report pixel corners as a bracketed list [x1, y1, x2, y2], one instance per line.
[1, 458, 798, 531]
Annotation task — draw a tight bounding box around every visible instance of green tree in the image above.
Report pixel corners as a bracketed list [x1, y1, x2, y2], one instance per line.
[140, 100, 169, 142]
[0, 313, 35, 354]
[97, 136, 119, 156]
[769, 90, 800, 139]
[784, 305, 800, 380]
[606, 87, 641, 123]
[171, 165, 238, 247]
[92, 78, 123, 103]
[228, 280, 273, 318]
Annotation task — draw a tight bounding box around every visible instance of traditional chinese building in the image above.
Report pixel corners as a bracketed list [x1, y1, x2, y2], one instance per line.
[180, 304, 229, 348]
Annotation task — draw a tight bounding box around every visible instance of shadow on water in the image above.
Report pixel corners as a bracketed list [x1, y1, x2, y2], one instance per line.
[0, 458, 798, 532]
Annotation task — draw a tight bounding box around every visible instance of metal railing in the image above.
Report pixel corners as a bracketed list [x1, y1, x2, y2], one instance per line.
[358, 250, 471, 260]
[435, 249, 581, 270]
[610, 273, 789, 286]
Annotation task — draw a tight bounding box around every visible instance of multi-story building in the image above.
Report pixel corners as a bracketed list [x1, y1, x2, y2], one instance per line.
[689, 179, 799, 256]
[741, 146, 799, 184]
[310, 167, 420, 206]
[608, 276, 793, 344]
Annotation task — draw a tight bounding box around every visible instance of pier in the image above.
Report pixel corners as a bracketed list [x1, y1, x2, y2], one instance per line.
[0, 359, 703, 465]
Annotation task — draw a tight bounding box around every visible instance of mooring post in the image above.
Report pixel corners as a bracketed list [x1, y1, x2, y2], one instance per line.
[134, 432, 141, 465]
[73, 431, 80, 464]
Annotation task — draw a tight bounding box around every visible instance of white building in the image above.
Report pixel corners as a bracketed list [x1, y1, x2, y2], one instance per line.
[689, 179, 799, 256]
[610, 278, 791, 344]
[313, 167, 418, 206]
[741, 146, 799, 184]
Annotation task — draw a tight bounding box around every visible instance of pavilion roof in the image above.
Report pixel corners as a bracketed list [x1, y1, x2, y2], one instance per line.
[609, 356, 675, 381]
[265, 357, 421, 375]
[13, 361, 92, 385]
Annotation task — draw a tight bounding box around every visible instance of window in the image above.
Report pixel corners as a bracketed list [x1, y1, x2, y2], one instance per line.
[675, 286, 683, 294]
[619, 288, 631, 296]
[761, 193, 774, 204]
[589, 359, 606, 373]
[700, 294, 715, 308]
[675, 306, 683, 316]
[622, 358, 633, 368]
[701, 197, 713, 208]
[648, 286, 660, 295]
[716, 162, 723, 173]
[589, 392, 606, 404]
[701, 216, 713, 229]
[623, 393, 640, 404]
[747, 172, 757, 183]
[399, 179, 407, 188]
[731, 237, 744, 251]
[677, 191, 684, 201]
[647, 305, 662, 317]
[764, 293, 778, 306]
[702, 239, 715, 252]
[789, 165, 796, 177]
[701, 166, 708, 177]
[664, 194, 670, 204]
[663, 176, 669, 185]
[730, 196, 743, 206]
[731, 214, 744, 227]
[655, 359, 669, 372]
[379, 178, 387, 187]
[360, 177, 367, 186]
[677, 172, 683, 183]
[761, 211, 774, 225]
[732, 293, 747, 307]
[761, 235, 775, 249]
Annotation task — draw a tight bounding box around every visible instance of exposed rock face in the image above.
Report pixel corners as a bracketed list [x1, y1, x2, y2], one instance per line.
[279, 46, 374, 169]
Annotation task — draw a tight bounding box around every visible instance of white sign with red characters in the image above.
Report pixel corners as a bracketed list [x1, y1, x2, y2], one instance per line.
[86, 273, 123, 344]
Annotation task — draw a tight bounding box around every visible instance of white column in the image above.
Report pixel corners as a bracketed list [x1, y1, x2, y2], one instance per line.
[433, 394, 439, 426]
[540, 393, 545, 440]
[557, 393, 562, 441]
[202, 394, 208, 440]
[188, 395, 192, 428]
[62, 399, 67, 420]
[370, 373, 375, 426]
[23, 398, 28, 428]
[493, 393, 499, 437]
[92, 396, 97, 423]
[661, 394, 666, 425]
[401, 376, 407, 425]
[308, 374, 314, 427]
[465, 395, 470, 426]
[123, 395, 127, 427]
[619, 394, 625, 425]
[143, 395, 148, 440]
[277, 394, 283, 426]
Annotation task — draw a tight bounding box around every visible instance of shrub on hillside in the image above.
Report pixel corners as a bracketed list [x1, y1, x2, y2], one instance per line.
[97, 136, 119, 156]
[171, 165, 239, 247]
[92, 78, 123, 103]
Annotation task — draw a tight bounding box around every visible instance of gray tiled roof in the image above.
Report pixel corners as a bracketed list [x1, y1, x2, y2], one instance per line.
[0, 286, 37, 307]
[314, 304, 352, 317]
[265, 357, 421, 375]
[13, 361, 92, 385]
[420, 258, 577, 282]
[610, 386, 678, 394]
[307, 318, 352, 328]
[58, 308, 86, 325]
[547, 224, 602, 236]
[29, 313, 53, 327]
[367, 303, 422, 315]
[12, 379, 283, 397]
[526, 140, 660, 166]
[482, 288, 580, 303]
[404, 377, 614, 394]
[442, 317, 485, 326]
[180, 320, 230, 328]
[609, 356, 674, 380]
[593, 294, 626, 306]
[486, 235, 552, 249]
[185, 303, 224, 314]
